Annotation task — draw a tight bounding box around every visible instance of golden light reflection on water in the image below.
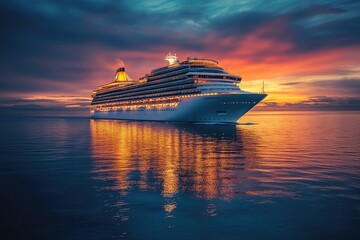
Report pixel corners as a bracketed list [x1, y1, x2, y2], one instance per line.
[90, 112, 360, 223]
[90, 120, 261, 202]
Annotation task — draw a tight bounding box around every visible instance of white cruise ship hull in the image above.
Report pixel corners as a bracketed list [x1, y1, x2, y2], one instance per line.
[91, 93, 267, 123]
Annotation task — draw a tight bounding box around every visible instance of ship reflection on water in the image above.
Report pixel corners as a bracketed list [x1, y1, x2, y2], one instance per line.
[90, 120, 262, 219]
[88, 113, 360, 239]
[1, 113, 358, 239]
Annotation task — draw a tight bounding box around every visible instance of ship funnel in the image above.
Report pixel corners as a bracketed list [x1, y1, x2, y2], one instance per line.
[114, 67, 132, 82]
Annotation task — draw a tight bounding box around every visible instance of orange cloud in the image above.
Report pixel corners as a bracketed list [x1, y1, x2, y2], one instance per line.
[219, 46, 360, 104]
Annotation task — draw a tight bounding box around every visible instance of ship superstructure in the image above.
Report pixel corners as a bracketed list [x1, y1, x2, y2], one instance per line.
[90, 53, 267, 123]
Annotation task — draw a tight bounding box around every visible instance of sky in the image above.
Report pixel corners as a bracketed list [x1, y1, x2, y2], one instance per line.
[1, 0, 359, 115]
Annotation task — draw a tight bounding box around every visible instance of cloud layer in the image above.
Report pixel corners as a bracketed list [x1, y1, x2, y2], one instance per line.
[1, 0, 359, 114]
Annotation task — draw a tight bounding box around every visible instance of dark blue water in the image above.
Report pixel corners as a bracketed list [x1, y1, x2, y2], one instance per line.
[0, 112, 359, 239]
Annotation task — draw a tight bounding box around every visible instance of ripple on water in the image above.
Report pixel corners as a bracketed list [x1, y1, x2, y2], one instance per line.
[0, 113, 359, 239]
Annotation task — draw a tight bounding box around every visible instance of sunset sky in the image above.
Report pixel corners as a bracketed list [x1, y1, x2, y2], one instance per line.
[1, 0, 359, 115]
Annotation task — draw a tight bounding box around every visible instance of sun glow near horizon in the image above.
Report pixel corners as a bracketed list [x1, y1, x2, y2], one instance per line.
[0, 0, 359, 114]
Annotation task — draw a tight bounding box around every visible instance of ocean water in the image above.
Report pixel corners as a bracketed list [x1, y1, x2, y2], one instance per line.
[0, 111, 359, 240]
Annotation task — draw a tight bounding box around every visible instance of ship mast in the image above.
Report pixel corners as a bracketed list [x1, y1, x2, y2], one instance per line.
[165, 52, 178, 65]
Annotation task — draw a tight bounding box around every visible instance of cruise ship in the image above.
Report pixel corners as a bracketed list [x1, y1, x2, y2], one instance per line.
[90, 53, 267, 123]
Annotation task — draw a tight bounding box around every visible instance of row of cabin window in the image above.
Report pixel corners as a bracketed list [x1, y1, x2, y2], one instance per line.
[92, 89, 200, 105]
[221, 101, 257, 104]
[96, 71, 234, 97]
[96, 78, 192, 99]
[189, 74, 240, 81]
[105, 108, 178, 112]
[201, 88, 239, 91]
[96, 74, 189, 97]
[151, 65, 222, 77]
[150, 66, 224, 81]
[149, 67, 189, 80]
[94, 84, 196, 103]
[151, 65, 189, 76]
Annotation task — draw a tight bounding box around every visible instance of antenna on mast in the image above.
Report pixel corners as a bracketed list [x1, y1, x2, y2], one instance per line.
[165, 52, 178, 65]
[262, 80, 265, 94]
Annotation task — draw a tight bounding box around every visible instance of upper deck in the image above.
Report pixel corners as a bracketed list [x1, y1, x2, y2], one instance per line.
[151, 58, 219, 75]
[92, 54, 235, 97]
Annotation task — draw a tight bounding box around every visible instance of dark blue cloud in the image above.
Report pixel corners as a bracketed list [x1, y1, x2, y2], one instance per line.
[309, 78, 360, 94]
[210, 3, 359, 54]
[296, 96, 360, 110]
[281, 78, 360, 96]
[280, 82, 303, 86]
[0, 97, 89, 116]
[0, 0, 359, 112]
[260, 96, 360, 110]
[0, 95, 91, 116]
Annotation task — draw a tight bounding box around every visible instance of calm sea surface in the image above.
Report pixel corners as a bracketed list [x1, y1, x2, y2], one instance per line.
[0, 111, 359, 239]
